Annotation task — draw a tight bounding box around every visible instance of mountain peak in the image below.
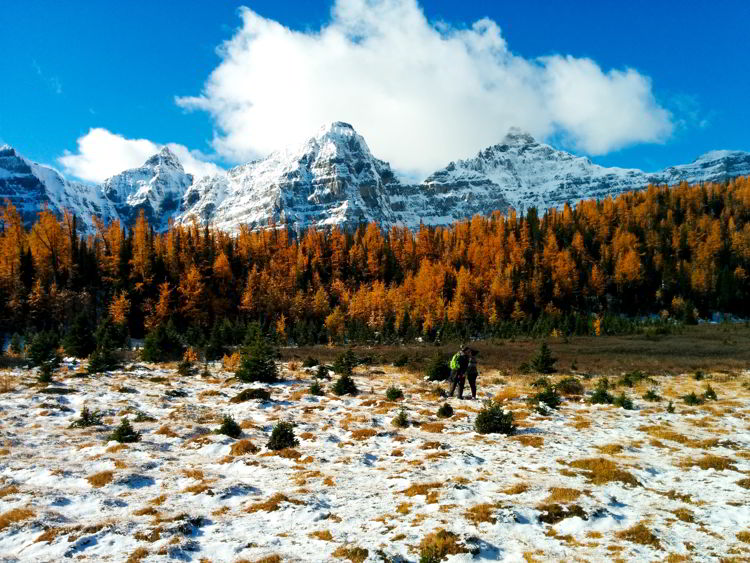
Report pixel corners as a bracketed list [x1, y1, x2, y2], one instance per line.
[143, 146, 183, 170]
[0, 144, 18, 157]
[501, 127, 537, 146]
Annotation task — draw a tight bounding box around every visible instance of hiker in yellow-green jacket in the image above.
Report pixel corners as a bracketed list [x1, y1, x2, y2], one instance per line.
[448, 346, 470, 399]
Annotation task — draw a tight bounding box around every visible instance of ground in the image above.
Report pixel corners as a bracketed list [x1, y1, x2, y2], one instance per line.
[1, 332, 750, 562]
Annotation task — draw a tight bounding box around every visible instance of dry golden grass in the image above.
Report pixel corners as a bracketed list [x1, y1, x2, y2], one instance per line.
[672, 508, 694, 523]
[570, 458, 639, 486]
[106, 443, 128, 453]
[736, 478, 750, 489]
[0, 484, 19, 498]
[391, 449, 403, 457]
[0, 371, 15, 393]
[596, 444, 624, 455]
[221, 352, 242, 371]
[401, 482, 442, 497]
[246, 493, 305, 513]
[331, 545, 369, 563]
[154, 425, 179, 438]
[543, 487, 582, 503]
[681, 455, 737, 471]
[737, 531, 750, 543]
[350, 428, 377, 441]
[125, 547, 149, 563]
[198, 389, 221, 399]
[86, 470, 114, 488]
[182, 469, 204, 480]
[615, 522, 661, 548]
[309, 529, 333, 541]
[572, 416, 592, 430]
[465, 503, 497, 524]
[230, 439, 259, 456]
[133, 506, 160, 517]
[149, 494, 167, 506]
[396, 502, 412, 514]
[420, 422, 445, 433]
[420, 441, 442, 450]
[503, 483, 530, 495]
[418, 528, 470, 560]
[247, 556, 282, 563]
[182, 482, 212, 495]
[0, 507, 35, 531]
[513, 435, 544, 448]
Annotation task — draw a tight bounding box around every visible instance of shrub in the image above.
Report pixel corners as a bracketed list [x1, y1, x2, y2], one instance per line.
[87, 323, 121, 374]
[70, 405, 103, 428]
[230, 388, 271, 403]
[309, 381, 324, 396]
[530, 377, 551, 389]
[302, 356, 319, 368]
[425, 352, 451, 382]
[9, 333, 22, 356]
[666, 401, 675, 414]
[642, 389, 661, 401]
[37, 362, 54, 383]
[555, 377, 584, 395]
[693, 370, 705, 381]
[236, 335, 278, 383]
[332, 350, 358, 375]
[62, 313, 95, 358]
[267, 421, 298, 450]
[613, 392, 634, 410]
[315, 365, 330, 379]
[619, 370, 648, 387]
[474, 401, 515, 435]
[27, 331, 61, 368]
[437, 403, 454, 418]
[528, 387, 561, 413]
[217, 414, 242, 438]
[393, 353, 409, 367]
[683, 392, 704, 406]
[590, 387, 614, 405]
[332, 373, 358, 396]
[109, 418, 141, 443]
[204, 323, 226, 361]
[142, 321, 184, 362]
[392, 408, 409, 428]
[703, 384, 717, 401]
[527, 342, 556, 374]
[386, 386, 404, 401]
[177, 359, 195, 376]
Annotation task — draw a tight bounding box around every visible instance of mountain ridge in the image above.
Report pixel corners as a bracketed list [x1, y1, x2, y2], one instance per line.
[2, 125, 750, 233]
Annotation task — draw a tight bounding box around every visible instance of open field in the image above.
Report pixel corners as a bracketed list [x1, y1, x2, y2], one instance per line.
[1, 327, 749, 562]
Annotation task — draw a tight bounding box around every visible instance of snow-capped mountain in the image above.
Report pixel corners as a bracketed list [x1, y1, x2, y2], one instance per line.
[2, 125, 750, 234]
[421, 128, 750, 212]
[179, 122, 398, 231]
[0, 145, 118, 230]
[100, 147, 193, 230]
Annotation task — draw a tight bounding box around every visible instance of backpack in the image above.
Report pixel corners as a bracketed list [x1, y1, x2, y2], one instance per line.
[450, 352, 461, 370]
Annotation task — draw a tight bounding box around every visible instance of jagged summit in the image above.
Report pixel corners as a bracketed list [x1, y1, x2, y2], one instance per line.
[2, 123, 750, 233]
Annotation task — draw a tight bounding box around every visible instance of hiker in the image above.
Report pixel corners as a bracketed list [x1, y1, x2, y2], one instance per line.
[466, 348, 479, 400]
[448, 346, 470, 399]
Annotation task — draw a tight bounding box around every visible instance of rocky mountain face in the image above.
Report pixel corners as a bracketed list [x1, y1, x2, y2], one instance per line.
[0, 145, 117, 230]
[100, 147, 193, 230]
[3, 125, 750, 234]
[179, 122, 398, 232]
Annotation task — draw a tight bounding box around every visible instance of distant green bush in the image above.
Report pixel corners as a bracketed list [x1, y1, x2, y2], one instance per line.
[217, 414, 242, 438]
[267, 421, 298, 450]
[230, 388, 271, 403]
[642, 389, 661, 402]
[109, 418, 141, 443]
[236, 335, 278, 383]
[392, 408, 409, 428]
[474, 401, 515, 435]
[302, 356, 319, 368]
[425, 352, 451, 382]
[437, 403, 454, 418]
[613, 392, 634, 410]
[333, 373, 358, 396]
[309, 380, 324, 396]
[386, 386, 404, 401]
[70, 405, 103, 428]
[555, 377, 584, 395]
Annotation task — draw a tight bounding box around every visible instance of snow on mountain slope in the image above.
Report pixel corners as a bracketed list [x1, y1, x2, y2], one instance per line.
[0, 145, 117, 230]
[179, 122, 398, 232]
[100, 147, 194, 230]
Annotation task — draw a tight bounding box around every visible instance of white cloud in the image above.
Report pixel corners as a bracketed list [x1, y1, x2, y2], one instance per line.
[176, 0, 674, 177]
[59, 128, 224, 183]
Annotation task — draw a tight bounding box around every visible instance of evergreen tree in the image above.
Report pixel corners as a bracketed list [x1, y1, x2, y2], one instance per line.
[27, 331, 61, 368]
[63, 313, 95, 359]
[235, 333, 278, 383]
[142, 320, 184, 362]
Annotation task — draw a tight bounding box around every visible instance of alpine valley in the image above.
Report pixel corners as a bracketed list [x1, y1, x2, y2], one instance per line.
[2, 122, 750, 233]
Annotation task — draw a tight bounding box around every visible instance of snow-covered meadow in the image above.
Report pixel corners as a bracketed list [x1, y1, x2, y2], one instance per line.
[0, 359, 749, 562]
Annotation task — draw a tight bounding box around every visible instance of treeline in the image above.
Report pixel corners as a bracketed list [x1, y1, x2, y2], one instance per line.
[1, 176, 750, 351]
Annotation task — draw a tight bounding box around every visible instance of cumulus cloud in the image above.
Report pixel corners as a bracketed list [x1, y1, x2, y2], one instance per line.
[59, 128, 224, 183]
[176, 0, 673, 177]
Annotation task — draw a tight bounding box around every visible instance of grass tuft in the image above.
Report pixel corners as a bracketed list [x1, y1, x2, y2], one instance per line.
[570, 458, 639, 486]
[615, 522, 661, 548]
[86, 470, 114, 488]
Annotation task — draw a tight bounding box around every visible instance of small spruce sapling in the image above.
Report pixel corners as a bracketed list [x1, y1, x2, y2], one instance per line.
[309, 380, 324, 396]
[682, 392, 703, 406]
[425, 352, 451, 382]
[236, 334, 278, 383]
[474, 401, 515, 435]
[703, 384, 717, 401]
[437, 403, 454, 418]
[70, 405, 104, 427]
[643, 389, 661, 401]
[666, 401, 675, 414]
[612, 392, 634, 410]
[386, 386, 404, 401]
[109, 417, 141, 443]
[267, 421, 298, 450]
[528, 342, 557, 374]
[302, 356, 319, 368]
[217, 414, 242, 438]
[392, 408, 409, 428]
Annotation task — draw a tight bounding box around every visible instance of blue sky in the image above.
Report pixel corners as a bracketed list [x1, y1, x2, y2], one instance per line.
[1, 0, 749, 180]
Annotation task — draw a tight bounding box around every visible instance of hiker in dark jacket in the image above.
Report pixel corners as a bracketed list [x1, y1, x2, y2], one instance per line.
[448, 346, 470, 399]
[466, 348, 479, 400]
